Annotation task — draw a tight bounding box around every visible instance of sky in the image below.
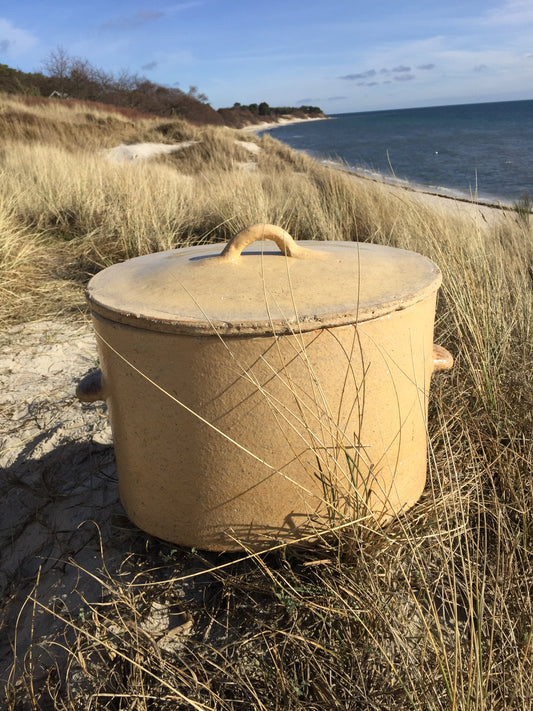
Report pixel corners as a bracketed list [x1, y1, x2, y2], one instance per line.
[1, 0, 532, 114]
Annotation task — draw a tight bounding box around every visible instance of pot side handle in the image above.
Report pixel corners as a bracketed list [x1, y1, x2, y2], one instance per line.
[432, 344, 453, 372]
[220, 223, 328, 262]
[76, 369, 107, 402]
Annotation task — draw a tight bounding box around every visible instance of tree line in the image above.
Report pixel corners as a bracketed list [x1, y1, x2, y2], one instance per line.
[231, 101, 323, 117]
[0, 49, 325, 126]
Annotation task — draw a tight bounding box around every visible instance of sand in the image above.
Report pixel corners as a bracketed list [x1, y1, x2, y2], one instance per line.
[0, 318, 210, 689]
[364, 174, 514, 228]
[242, 115, 330, 133]
[0, 319, 118, 684]
[102, 133, 515, 229]
[105, 140, 198, 164]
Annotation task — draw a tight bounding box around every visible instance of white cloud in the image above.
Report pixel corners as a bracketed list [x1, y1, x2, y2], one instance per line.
[483, 0, 533, 26]
[357, 33, 526, 81]
[329, 26, 533, 112]
[0, 18, 37, 57]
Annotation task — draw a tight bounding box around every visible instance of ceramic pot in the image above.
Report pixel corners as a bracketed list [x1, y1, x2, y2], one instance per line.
[77, 224, 452, 550]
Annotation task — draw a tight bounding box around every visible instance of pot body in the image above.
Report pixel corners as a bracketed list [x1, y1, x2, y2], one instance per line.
[90, 291, 440, 551]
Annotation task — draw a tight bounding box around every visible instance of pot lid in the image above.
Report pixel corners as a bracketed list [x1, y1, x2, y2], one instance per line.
[86, 224, 442, 336]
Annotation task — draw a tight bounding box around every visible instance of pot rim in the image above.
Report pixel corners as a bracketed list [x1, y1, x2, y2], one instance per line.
[86, 226, 442, 337]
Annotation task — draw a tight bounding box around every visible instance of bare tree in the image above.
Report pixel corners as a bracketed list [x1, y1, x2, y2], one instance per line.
[68, 57, 96, 98]
[39, 46, 215, 118]
[188, 85, 209, 103]
[42, 46, 71, 80]
[113, 68, 136, 92]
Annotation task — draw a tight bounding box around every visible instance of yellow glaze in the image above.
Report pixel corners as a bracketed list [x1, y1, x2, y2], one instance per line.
[81, 224, 452, 550]
[86, 225, 442, 336]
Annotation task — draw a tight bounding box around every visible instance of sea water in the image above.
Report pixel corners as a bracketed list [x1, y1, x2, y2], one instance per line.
[261, 100, 533, 205]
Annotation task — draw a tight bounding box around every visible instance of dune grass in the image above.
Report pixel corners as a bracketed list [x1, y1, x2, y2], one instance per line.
[2, 93, 532, 709]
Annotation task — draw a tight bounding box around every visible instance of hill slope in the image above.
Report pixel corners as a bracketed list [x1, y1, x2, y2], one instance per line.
[0, 60, 326, 126]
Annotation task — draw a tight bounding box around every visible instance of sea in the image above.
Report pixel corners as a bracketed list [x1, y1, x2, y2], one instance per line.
[261, 100, 533, 206]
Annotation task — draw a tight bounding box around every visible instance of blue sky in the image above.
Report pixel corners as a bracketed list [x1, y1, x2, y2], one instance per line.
[1, 0, 532, 114]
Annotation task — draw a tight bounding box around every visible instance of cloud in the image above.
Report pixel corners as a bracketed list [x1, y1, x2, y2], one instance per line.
[0, 18, 37, 56]
[100, 10, 165, 31]
[341, 64, 418, 85]
[474, 64, 488, 72]
[394, 74, 415, 81]
[340, 69, 377, 80]
[418, 63, 435, 70]
[484, 0, 533, 26]
[142, 61, 158, 71]
[99, 2, 203, 31]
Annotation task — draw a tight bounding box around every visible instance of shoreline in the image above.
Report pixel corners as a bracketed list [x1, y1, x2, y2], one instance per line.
[241, 115, 331, 134]
[103, 135, 520, 227]
[347, 166, 517, 216]
[247, 117, 528, 217]
[247, 125, 524, 221]
[340, 163, 518, 226]
[337, 163, 517, 212]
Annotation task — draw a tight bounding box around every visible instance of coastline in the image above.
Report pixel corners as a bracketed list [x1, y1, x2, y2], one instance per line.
[368, 175, 513, 226]
[248, 109, 531, 222]
[247, 125, 521, 225]
[241, 114, 331, 134]
[340, 163, 517, 212]
[104, 134, 517, 228]
[344, 167, 517, 226]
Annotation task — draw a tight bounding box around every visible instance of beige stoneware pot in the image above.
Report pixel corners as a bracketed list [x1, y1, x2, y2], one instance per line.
[77, 224, 453, 551]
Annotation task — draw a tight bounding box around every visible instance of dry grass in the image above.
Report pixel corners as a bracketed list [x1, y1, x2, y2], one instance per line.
[2, 93, 532, 709]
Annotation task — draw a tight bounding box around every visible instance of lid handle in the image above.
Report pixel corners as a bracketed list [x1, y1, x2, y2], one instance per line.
[220, 224, 326, 262]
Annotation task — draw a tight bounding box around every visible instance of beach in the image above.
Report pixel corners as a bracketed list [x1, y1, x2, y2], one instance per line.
[244, 113, 518, 227]
[106, 131, 514, 228]
[241, 114, 331, 133]
[356, 171, 514, 227]
[260, 101, 533, 206]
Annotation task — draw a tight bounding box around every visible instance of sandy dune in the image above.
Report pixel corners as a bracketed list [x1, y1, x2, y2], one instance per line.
[105, 140, 198, 164]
